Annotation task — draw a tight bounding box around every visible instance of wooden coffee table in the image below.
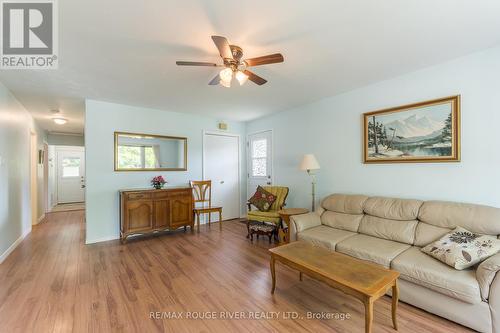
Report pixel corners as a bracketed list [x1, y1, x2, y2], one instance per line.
[269, 241, 400, 333]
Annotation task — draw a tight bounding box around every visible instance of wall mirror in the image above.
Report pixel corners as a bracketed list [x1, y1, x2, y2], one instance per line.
[114, 132, 187, 171]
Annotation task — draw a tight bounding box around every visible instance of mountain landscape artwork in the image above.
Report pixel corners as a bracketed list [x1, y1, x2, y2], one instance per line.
[363, 96, 460, 163]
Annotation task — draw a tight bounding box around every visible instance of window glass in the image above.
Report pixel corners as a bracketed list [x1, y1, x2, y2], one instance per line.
[252, 158, 266, 177]
[62, 157, 80, 177]
[252, 139, 267, 158]
[117, 146, 142, 169]
[144, 146, 156, 168]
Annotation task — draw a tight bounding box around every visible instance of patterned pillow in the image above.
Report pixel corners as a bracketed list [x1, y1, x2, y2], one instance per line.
[421, 226, 500, 270]
[249, 186, 277, 212]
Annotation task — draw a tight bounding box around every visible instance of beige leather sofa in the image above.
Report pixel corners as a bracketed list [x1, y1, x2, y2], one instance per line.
[289, 194, 500, 333]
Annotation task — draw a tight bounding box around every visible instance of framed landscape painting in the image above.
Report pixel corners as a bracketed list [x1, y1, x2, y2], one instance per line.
[363, 95, 460, 163]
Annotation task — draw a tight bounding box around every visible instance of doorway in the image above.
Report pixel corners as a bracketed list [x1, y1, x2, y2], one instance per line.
[54, 146, 85, 205]
[203, 132, 240, 220]
[247, 130, 273, 197]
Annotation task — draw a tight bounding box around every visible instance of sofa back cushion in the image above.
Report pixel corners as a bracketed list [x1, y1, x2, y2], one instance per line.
[415, 200, 500, 246]
[322, 211, 363, 232]
[321, 194, 368, 214]
[364, 196, 423, 220]
[320, 194, 368, 232]
[414, 222, 451, 247]
[358, 197, 423, 245]
[358, 215, 418, 244]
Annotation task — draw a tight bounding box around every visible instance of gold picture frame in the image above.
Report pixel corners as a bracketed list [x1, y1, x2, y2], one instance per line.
[114, 131, 188, 171]
[363, 95, 460, 163]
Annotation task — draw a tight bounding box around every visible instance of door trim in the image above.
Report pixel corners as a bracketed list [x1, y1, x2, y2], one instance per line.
[246, 129, 274, 192]
[55, 145, 85, 204]
[202, 131, 241, 219]
[30, 131, 37, 226]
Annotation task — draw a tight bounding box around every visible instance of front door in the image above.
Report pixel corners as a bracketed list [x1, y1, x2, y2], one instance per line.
[57, 147, 85, 203]
[247, 130, 273, 198]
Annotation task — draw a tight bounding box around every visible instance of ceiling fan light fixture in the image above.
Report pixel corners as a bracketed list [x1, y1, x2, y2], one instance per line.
[219, 79, 231, 88]
[235, 70, 249, 85]
[219, 68, 233, 84]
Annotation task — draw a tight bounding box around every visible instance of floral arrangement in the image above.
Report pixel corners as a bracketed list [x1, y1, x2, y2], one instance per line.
[151, 175, 166, 189]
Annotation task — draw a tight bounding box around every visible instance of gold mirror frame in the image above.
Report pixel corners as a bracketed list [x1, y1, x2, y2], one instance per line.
[114, 131, 188, 171]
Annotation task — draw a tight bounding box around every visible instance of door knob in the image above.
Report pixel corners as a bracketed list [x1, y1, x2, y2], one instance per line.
[266, 182, 271, 185]
[81, 185, 86, 188]
[220, 180, 224, 184]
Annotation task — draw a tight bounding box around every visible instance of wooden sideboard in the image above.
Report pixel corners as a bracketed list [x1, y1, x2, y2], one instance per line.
[119, 187, 194, 242]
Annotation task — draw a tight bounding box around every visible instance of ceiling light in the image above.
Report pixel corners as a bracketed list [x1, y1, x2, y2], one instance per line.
[219, 79, 231, 88]
[235, 71, 249, 85]
[219, 68, 233, 87]
[53, 117, 68, 125]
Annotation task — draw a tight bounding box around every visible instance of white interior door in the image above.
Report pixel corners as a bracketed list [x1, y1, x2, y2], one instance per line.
[57, 147, 85, 204]
[203, 133, 240, 220]
[247, 130, 273, 198]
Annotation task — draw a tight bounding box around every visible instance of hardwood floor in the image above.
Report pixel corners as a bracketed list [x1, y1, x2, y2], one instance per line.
[0, 211, 473, 333]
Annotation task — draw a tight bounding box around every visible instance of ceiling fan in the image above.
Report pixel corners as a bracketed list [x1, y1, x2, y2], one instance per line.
[176, 35, 284, 87]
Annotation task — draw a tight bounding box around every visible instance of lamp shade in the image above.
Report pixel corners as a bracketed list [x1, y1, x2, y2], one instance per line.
[299, 154, 320, 171]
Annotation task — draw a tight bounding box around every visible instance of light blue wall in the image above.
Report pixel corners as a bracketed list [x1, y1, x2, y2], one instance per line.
[246, 46, 500, 210]
[0, 81, 45, 262]
[47, 133, 84, 146]
[85, 99, 246, 243]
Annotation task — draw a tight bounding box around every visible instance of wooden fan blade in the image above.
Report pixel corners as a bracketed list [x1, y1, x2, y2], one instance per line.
[211, 36, 234, 60]
[208, 74, 220, 85]
[244, 53, 284, 67]
[176, 61, 219, 67]
[243, 70, 267, 85]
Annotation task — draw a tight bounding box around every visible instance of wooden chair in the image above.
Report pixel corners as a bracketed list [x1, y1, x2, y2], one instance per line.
[190, 180, 223, 231]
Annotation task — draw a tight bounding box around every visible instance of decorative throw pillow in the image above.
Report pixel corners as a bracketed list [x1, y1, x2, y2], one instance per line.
[249, 186, 277, 212]
[421, 226, 500, 270]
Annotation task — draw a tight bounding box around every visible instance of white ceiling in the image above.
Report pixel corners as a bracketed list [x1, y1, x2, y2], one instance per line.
[1, 0, 500, 134]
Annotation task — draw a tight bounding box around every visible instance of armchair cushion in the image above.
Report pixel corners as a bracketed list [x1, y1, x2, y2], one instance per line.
[247, 210, 280, 224]
[290, 212, 321, 233]
[477, 253, 500, 301]
[248, 186, 276, 211]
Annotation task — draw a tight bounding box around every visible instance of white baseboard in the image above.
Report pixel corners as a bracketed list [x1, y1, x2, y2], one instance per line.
[0, 230, 30, 264]
[85, 235, 119, 244]
[35, 213, 46, 225]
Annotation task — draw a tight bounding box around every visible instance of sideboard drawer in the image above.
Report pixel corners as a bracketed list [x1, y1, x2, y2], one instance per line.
[152, 191, 169, 199]
[166, 189, 192, 197]
[127, 192, 152, 200]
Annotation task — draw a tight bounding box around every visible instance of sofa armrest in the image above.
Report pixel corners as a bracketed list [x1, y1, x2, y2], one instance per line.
[289, 212, 322, 241]
[477, 253, 500, 301]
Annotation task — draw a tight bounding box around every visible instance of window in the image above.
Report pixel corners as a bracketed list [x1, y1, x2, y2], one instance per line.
[62, 157, 81, 177]
[144, 146, 156, 169]
[117, 145, 156, 169]
[251, 139, 267, 177]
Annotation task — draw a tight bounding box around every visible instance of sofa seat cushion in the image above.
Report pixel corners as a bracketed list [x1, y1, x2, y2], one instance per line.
[335, 234, 410, 268]
[297, 226, 356, 250]
[392, 247, 481, 304]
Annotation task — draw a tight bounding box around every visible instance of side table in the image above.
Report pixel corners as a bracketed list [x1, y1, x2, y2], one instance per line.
[278, 208, 309, 244]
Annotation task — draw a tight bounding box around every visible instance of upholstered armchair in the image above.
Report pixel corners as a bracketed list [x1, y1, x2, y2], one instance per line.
[247, 186, 289, 224]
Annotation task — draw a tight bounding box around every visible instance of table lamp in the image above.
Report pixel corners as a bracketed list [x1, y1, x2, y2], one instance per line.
[299, 154, 320, 211]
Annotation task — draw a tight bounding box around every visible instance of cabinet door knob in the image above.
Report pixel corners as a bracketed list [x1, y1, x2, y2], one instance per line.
[220, 180, 224, 184]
